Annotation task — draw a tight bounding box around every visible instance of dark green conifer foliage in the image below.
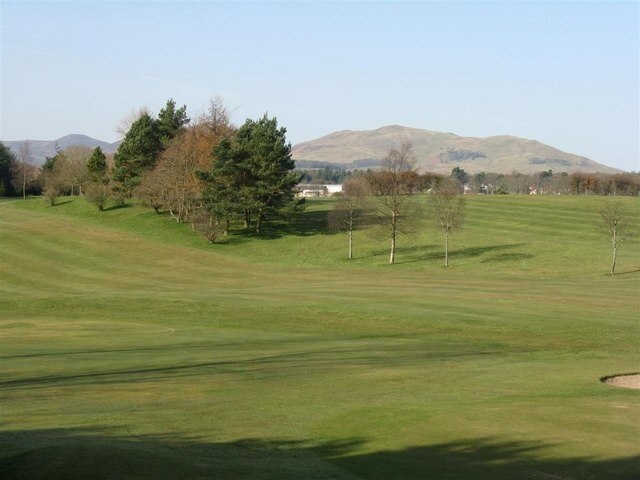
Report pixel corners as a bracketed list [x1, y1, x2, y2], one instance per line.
[0, 142, 17, 196]
[112, 113, 162, 198]
[87, 146, 108, 182]
[202, 115, 302, 234]
[157, 99, 189, 147]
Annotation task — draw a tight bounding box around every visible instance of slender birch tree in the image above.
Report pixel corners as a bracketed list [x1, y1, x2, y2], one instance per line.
[328, 177, 370, 259]
[599, 201, 634, 276]
[366, 142, 416, 264]
[430, 179, 465, 267]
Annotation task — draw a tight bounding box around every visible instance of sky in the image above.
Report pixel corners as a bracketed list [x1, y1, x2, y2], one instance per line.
[1, 0, 638, 171]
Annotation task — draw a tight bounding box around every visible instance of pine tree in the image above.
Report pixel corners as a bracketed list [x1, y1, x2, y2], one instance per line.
[201, 115, 302, 235]
[157, 99, 189, 147]
[0, 142, 17, 196]
[87, 146, 108, 183]
[112, 113, 162, 200]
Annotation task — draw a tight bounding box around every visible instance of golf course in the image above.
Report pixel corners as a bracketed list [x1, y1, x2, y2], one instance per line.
[1, 194, 638, 479]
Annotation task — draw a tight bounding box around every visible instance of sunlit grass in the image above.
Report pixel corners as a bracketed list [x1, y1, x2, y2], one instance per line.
[0, 195, 638, 479]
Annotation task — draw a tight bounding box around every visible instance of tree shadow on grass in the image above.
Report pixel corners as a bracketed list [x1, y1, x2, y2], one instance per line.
[481, 252, 534, 263]
[370, 243, 530, 265]
[50, 199, 73, 206]
[102, 203, 133, 212]
[0, 427, 637, 480]
[0, 342, 510, 390]
[222, 208, 336, 241]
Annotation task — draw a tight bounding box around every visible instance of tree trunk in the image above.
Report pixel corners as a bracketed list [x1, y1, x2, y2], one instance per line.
[348, 227, 353, 260]
[255, 212, 262, 235]
[445, 230, 449, 267]
[611, 231, 617, 276]
[389, 212, 396, 264]
[224, 219, 230, 236]
[243, 210, 250, 229]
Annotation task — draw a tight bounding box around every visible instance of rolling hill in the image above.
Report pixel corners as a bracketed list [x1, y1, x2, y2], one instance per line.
[292, 125, 620, 174]
[3, 134, 120, 165]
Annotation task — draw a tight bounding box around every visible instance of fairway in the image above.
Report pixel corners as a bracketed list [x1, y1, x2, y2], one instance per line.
[1, 196, 639, 479]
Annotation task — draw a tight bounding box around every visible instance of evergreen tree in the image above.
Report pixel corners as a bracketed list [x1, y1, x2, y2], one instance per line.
[112, 113, 162, 200]
[0, 142, 17, 196]
[157, 99, 189, 147]
[202, 115, 302, 234]
[87, 146, 108, 182]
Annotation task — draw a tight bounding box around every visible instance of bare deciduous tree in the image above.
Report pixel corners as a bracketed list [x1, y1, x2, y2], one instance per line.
[137, 98, 235, 225]
[15, 142, 36, 199]
[599, 201, 634, 275]
[85, 182, 110, 211]
[366, 142, 417, 264]
[115, 106, 151, 137]
[197, 96, 234, 137]
[61, 146, 92, 196]
[430, 179, 466, 267]
[328, 177, 370, 259]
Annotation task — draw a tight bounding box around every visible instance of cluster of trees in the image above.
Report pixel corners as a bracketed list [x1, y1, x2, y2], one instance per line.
[330, 142, 466, 265]
[460, 169, 640, 196]
[0, 142, 40, 198]
[297, 167, 353, 184]
[96, 99, 301, 239]
[296, 165, 640, 198]
[0, 98, 302, 241]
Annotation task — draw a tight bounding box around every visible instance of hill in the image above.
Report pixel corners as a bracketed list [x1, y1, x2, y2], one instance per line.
[3, 134, 121, 164]
[292, 125, 620, 174]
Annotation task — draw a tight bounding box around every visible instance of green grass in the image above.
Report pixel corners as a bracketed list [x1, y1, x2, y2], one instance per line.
[1, 195, 639, 479]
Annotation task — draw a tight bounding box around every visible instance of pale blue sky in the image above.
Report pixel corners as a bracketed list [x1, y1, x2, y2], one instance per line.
[1, 1, 638, 171]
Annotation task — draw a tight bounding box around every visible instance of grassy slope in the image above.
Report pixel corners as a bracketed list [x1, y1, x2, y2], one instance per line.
[0, 196, 638, 479]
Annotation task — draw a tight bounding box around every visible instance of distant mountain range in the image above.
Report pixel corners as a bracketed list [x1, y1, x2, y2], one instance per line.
[3, 135, 121, 165]
[4, 127, 621, 174]
[292, 125, 621, 174]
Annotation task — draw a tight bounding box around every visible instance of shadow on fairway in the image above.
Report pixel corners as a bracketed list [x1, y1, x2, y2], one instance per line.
[224, 208, 336, 241]
[372, 243, 531, 265]
[0, 428, 637, 480]
[0, 341, 510, 390]
[50, 198, 73, 206]
[102, 203, 133, 212]
[481, 252, 534, 263]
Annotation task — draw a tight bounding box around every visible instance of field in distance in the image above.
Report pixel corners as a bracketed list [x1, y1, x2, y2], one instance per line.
[0, 195, 638, 479]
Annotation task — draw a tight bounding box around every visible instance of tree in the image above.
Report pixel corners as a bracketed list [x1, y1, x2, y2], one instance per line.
[203, 115, 301, 235]
[157, 99, 190, 147]
[115, 106, 150, 137]
[112, 112, 162, 202]
[85, 146, 111, 211]
[599, 201, 634, 275]
[450, 167, 469, 190]
[85, 182, 110, 211]
[0, 142, 17, 196]
[87, 146, 108, 183]
[366, 142, 417, 264]
[15, 142, 36, 199]
[430, 179, 466, 267]
[60, 146, 92, 195]
[140, 98, 234, 226]
[328, 177, 370, 259]
[40, 151, 66, 206]
[112, 100, 190, 204]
